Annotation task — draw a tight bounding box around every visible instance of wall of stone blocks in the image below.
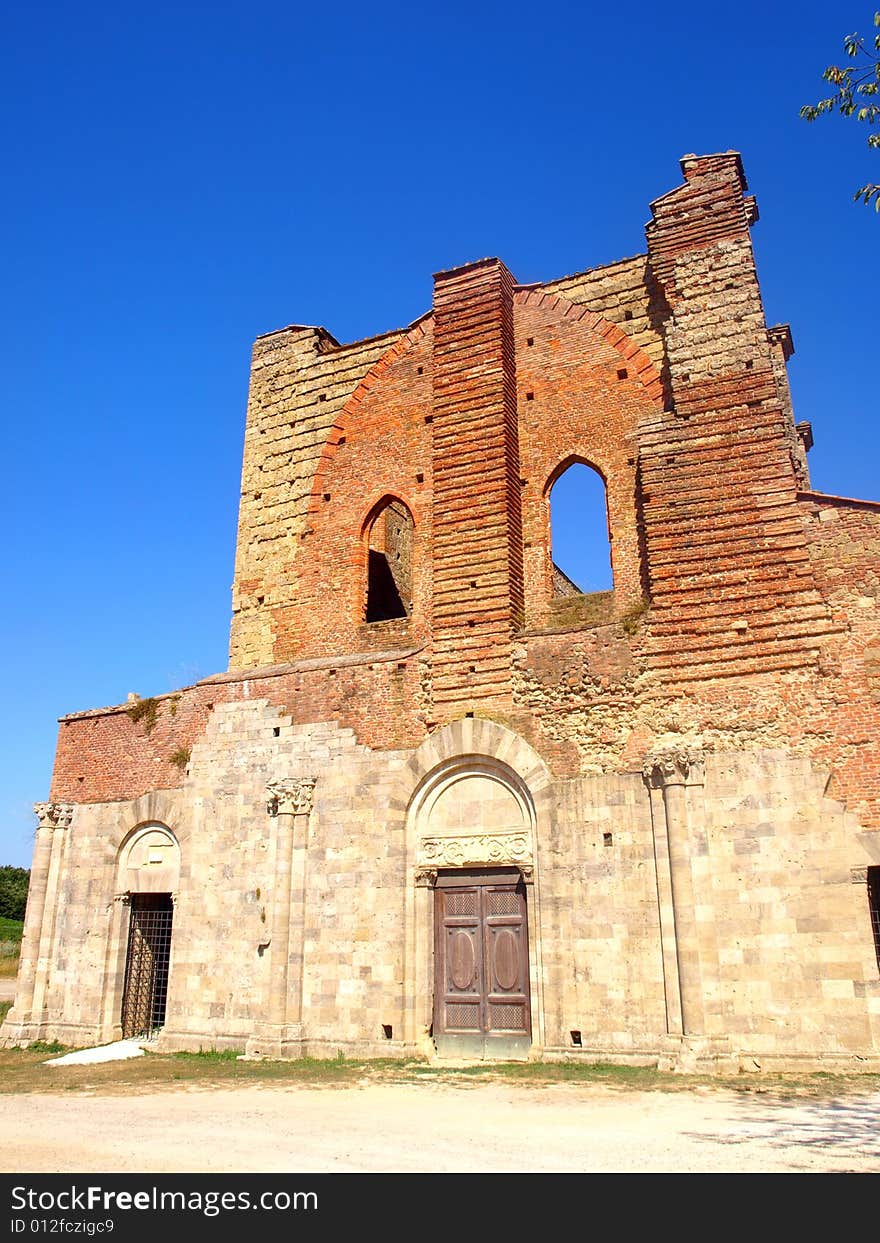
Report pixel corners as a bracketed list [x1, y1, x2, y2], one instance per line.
[9, 719, 880, 1065]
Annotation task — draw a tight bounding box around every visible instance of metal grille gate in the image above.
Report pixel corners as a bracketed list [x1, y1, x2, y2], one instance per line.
[121, 894, 174, 1039]
[869, 868, 880, 972]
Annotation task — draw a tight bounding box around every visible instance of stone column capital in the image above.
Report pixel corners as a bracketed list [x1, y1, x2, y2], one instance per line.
[642, 750, 705, 789]
[33, 802, 74, 830]
[266, 778, 317, 818]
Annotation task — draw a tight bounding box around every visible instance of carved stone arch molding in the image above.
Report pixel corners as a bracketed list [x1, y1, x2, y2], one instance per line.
[108, 789, 191, 860]
[409, 755, 536, 882]
[397, 717, 553, 835]
[116, 822, 181, 895]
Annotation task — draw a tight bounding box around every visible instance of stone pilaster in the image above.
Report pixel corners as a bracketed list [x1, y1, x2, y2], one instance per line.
[246, 778, 316, 1058]
[644, 752, 704, 1038]
[0, 802, 74, 1045]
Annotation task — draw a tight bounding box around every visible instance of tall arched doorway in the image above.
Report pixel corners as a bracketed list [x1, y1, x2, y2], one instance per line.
[410, 756, 537, 1059]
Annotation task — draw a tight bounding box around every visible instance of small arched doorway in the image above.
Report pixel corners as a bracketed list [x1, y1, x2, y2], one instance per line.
[117, 824, 180, 1039]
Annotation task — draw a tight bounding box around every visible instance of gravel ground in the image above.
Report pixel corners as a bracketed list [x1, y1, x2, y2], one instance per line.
[2, 1079, 878, 1173]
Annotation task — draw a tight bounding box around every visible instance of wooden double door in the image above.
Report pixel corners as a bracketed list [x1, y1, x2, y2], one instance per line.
[433, 869, 531, 1059]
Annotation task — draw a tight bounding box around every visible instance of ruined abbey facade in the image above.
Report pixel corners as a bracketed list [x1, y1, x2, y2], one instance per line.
[5, 152, 880, 1069]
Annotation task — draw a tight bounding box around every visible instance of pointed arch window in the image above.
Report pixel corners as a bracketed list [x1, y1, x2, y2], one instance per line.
[547, 459, 613, 596]
[364, 498, 414, 622]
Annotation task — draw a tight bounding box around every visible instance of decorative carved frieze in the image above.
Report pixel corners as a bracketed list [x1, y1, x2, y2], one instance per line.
[266, 778, 317, 818]
[417, 832, 532, 870]
[642, 750, 705, 789]
[850, 867, 869, 885]
[33, 802, 74, 830]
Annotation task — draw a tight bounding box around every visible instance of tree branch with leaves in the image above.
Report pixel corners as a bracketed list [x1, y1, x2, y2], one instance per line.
[801, 12, 880, 209]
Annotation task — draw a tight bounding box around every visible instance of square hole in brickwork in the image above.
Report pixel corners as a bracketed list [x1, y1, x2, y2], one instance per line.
[257, 595, 264, 605]
[469, 665, 476, 673]
[323, 493, 331, 502]
[253, 492, 261, 500]
[526, 391, 534, 401]
[745, 360, 754, 370]
[465, 711, 474, 718]
[624, 309, 633, 321]
[328, 669, 337, 677]
[416, 472, 424, 483]
[570, 1030, 582, 1047]
[603, 832, 613, 847]
[397, 662, 407, 671]
[417, 366, 424, 375]
[318, 394, 326, 402]
[526, 337, 534, 346]
[382, 1024, 393, 1039]
[338, 435, 346, 446]
[425, 415, 433, 424]
[617, 368, 628, 381]
[273, 727, 280, 737]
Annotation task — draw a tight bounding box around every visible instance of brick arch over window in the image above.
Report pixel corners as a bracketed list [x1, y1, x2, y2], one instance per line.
[284, 319, 432, 660]
[361, 494, 416, 623]
[309, 314, 433, 518]
[545, 455, 613, 597]
[512, 289, 664, 406]
[514, 290, 657, 626]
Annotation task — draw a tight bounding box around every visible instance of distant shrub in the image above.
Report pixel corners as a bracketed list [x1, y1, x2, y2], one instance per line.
[0, 867, 29, 921]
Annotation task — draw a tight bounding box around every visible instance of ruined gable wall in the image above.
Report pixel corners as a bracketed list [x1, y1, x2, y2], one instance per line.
[229, 324, 406, 669]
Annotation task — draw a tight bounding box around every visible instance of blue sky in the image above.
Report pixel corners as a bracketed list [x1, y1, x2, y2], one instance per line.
[2, 2, 878, 867]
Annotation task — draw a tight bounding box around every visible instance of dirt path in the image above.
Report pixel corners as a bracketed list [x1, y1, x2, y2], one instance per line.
[2, 1080, 878, 1173]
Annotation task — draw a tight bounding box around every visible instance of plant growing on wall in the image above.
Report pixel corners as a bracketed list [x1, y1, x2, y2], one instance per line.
[169, 747, 191, 772]
[125, 697, 159, 734]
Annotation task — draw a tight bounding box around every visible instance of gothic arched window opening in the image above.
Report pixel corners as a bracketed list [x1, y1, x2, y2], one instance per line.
[548, 460, 613, 596]
[365, 498, 414, 622]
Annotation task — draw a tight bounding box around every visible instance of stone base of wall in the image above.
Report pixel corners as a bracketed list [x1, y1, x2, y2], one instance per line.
[5, 712, 880, 1073]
